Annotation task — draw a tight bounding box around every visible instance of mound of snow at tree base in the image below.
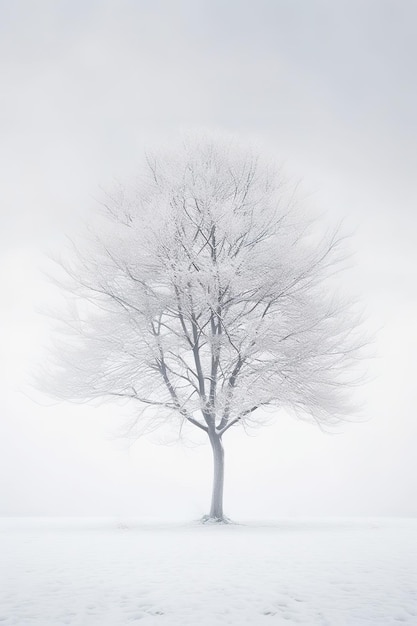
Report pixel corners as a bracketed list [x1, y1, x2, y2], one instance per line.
[1, 517, 417, 625]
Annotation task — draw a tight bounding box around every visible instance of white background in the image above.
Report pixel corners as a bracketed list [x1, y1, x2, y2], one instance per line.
[1, 0, 416, 519]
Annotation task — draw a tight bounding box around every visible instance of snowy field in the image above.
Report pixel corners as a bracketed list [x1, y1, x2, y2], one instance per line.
[1, 517, 417, 625]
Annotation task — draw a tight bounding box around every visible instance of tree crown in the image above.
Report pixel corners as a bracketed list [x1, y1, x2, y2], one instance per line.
[49, 136, 366, 438]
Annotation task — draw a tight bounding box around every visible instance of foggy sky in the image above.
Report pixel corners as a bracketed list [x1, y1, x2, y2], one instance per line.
[1, 0, 417, 519]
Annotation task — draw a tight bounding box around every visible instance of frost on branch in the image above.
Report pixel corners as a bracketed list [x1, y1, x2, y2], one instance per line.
[48, 136, 366, 438]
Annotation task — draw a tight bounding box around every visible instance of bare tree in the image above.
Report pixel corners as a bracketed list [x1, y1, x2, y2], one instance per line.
[48, 135, 366, 522]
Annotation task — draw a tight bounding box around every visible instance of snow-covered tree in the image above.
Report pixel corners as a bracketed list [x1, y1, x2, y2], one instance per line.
[49, 136, 365, 522]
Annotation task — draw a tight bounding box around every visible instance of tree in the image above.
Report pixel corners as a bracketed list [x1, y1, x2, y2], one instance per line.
[49, 135, 365, 522]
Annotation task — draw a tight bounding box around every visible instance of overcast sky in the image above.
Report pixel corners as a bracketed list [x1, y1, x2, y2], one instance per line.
[1, 0, 417, 519]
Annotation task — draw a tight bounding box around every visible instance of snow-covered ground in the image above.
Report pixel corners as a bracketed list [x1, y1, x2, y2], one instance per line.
[1, 517, 417, 625]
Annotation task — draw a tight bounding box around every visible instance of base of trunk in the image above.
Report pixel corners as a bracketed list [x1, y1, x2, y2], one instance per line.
[200, 514, 233, 525]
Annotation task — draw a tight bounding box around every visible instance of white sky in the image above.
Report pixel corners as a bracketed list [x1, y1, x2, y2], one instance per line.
[1, 0, 416, 519]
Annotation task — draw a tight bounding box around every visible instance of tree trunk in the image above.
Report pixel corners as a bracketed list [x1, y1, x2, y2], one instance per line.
[207, 429, 225, 521]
